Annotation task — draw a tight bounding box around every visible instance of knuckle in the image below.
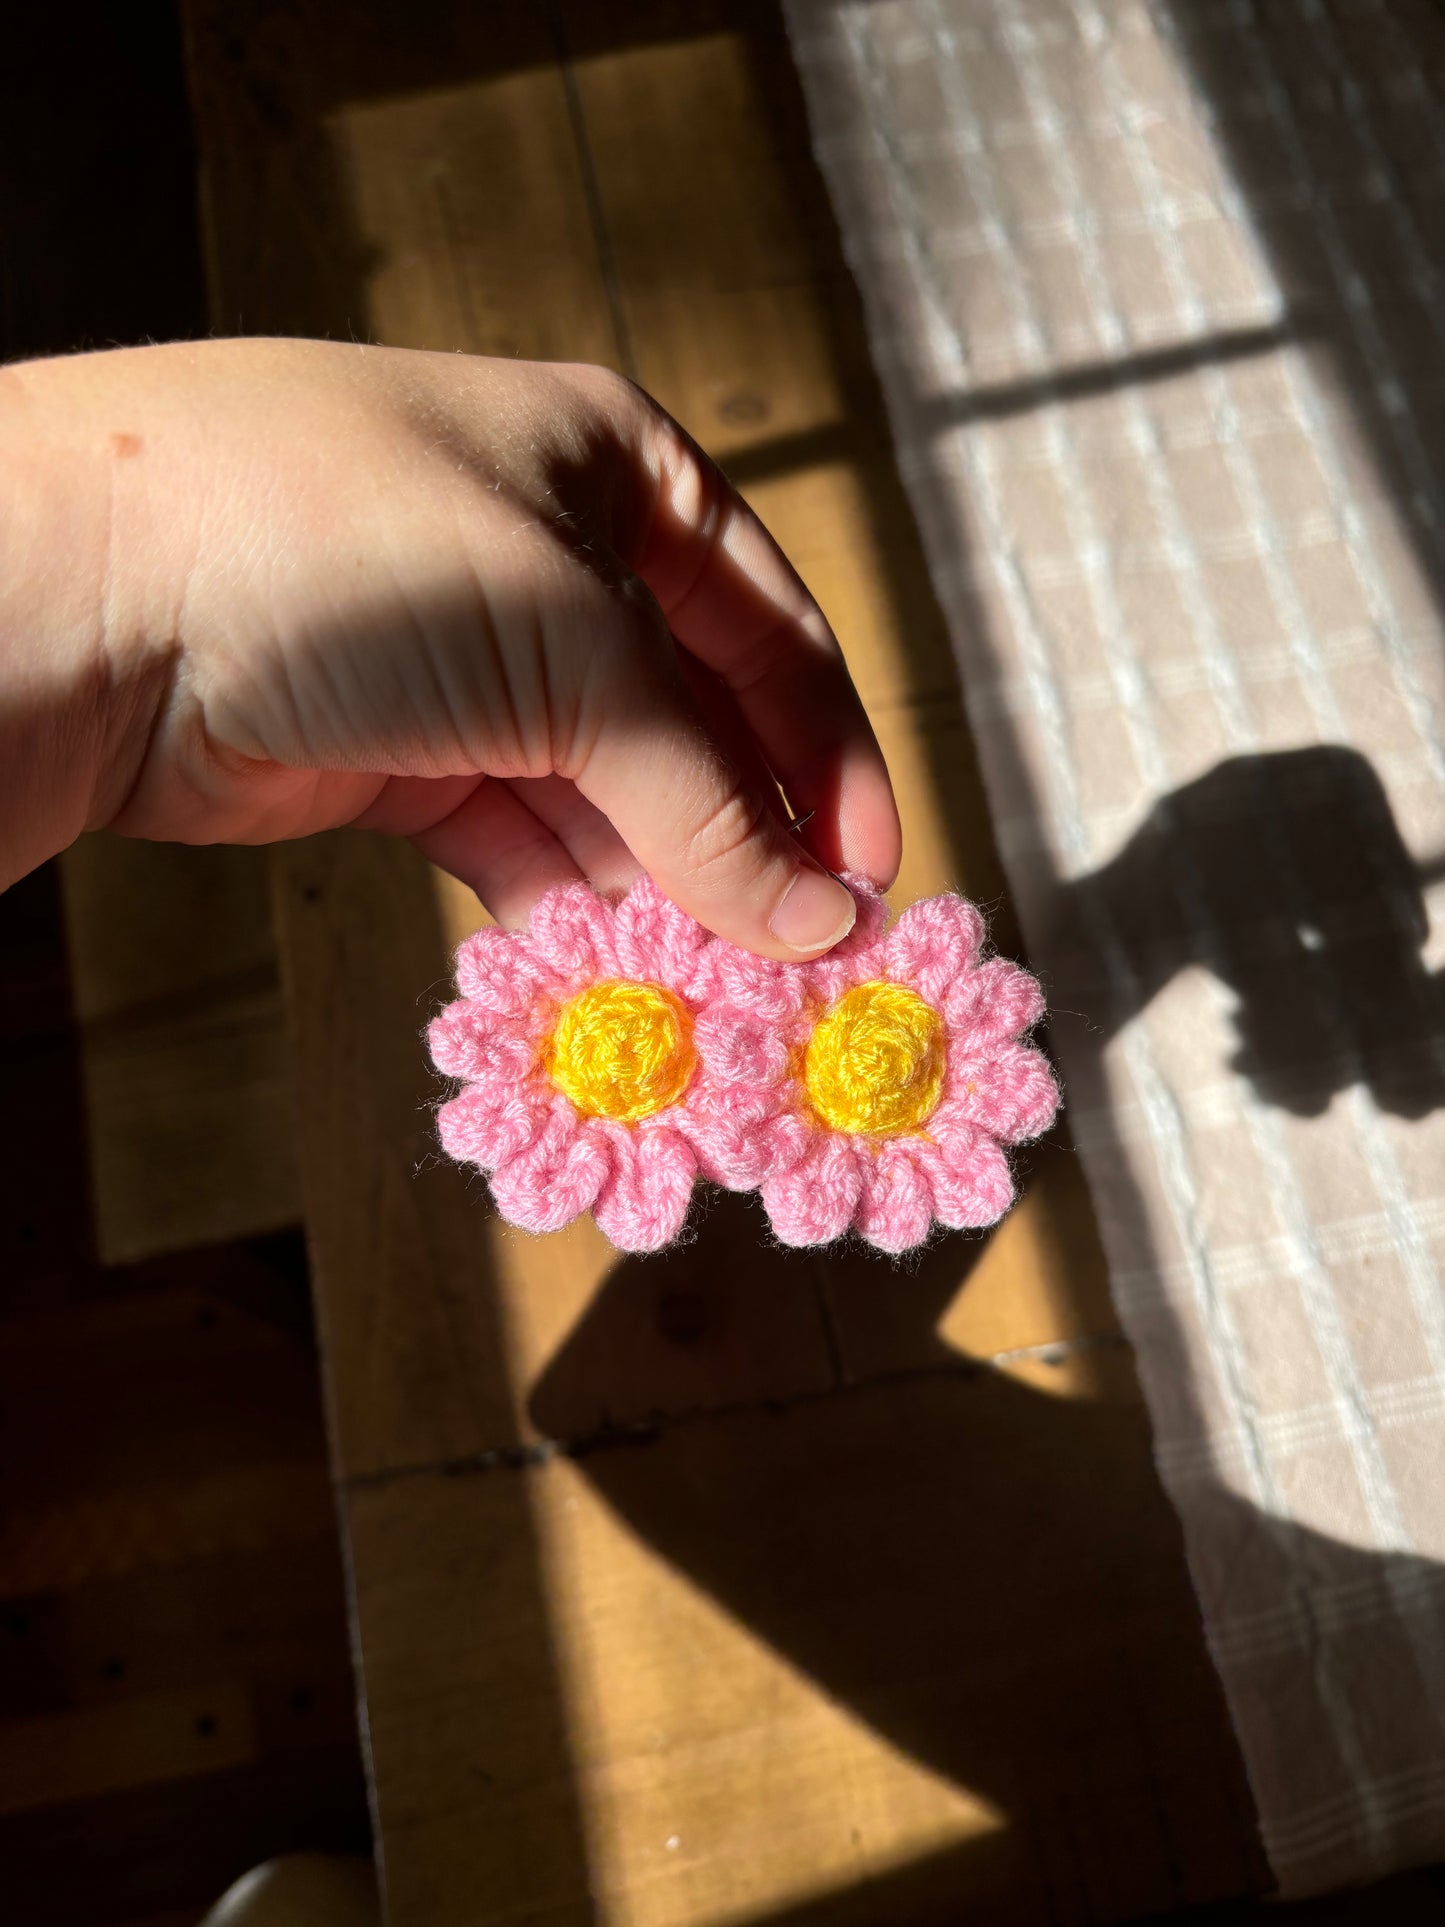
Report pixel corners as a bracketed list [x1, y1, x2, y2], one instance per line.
[684, 781, 774, 883]
[562, 360, 649, 427]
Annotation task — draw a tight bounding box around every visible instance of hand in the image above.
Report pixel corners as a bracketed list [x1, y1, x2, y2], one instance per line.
[0, 339, 899, 958]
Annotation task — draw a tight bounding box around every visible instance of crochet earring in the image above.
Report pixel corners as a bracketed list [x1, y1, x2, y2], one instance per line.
[428, 874, 1058, 1255]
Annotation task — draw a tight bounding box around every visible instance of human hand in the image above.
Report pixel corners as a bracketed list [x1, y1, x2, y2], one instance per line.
[1, 338, 898, 957]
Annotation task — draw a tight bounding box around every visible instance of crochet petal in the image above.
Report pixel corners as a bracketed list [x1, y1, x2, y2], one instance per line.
[489, 1106, 612, 1234]
[686, 1092, 810, 1190]
[942, 957, 1045, 1049]
[592, 1126, 697, 1252]
[612, 875, 705, 994]
[882, 895, 985, 1004]
[438, 1083, 547, 1172]
[428, 1002, 537, 1083]
[709, 944, 808, 1024]
[915, 1126, 1016, 1230]
[855, 1143, 934, 1255]
[693, 1006, 793, 1087]
[454, 926, 555, 1014]
[526, 883, 620, 985]
[945, 1043, 1059, 1142]
[760, 1133, 864, 1246]
[806, 884, 891, 1003]
[923, 1097, 978, 1159]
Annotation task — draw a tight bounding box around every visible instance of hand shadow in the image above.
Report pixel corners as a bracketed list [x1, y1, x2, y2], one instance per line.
[529, 743, 1444, 1918]
[1045, 745, 1445, 1120]
[530, 1186, 1445, 1919]
[530, 1197, 1250, 1922]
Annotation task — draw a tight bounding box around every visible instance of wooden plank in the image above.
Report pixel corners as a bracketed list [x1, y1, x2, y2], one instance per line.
[351, 1359, 1261, 1927]
[0, 1272, 336, 1596]
[183, 11, 619, 1920]
[290, 9, 855, 1450]
[0, 865, 102, 1313]
[0, 1234, 366, 1912]
[559, 3, 1120, 1391]
[186, 0, 845, 1475]
[185, 2, 1265, 1923]
[0, 1683, 257, 1816]
[2, 0, 297, 1271]
[59, 837, 300, 1266]
[187, 3, 622, 364]
[0, 7, 369, 1910]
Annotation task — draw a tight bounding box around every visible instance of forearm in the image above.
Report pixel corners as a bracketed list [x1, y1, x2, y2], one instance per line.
[0, 357, 174, 887]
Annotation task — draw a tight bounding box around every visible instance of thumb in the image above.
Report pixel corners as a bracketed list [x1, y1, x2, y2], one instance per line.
[570, 583, 858, 961]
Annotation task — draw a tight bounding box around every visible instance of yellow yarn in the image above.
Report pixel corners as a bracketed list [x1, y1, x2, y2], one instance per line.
[545, 980, 697, 1123]
[803, 981, 945, 1137]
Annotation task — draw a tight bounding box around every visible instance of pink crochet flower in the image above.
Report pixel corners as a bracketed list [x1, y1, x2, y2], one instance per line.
[685, 883, 1059, 1255]
[429, 875, 1058, 1257]
[429, 877, 722, 1252]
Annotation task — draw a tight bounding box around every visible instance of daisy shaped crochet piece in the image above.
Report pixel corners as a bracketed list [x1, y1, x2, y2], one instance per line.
[429, 875, 1059, 1256]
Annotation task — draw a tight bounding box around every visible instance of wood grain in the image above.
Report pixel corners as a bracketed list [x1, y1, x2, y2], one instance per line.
[354, 1354, 1265, 1927]
[58, 837, 301, 1267]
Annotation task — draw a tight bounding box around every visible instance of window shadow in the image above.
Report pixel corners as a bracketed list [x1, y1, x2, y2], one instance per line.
[1161, 0, 1445, 655]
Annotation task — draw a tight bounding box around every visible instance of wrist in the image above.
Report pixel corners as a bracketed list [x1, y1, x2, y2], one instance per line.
[0, 356, 177, 886]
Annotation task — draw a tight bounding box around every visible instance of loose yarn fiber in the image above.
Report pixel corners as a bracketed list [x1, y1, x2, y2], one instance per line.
[429, 875, 1058, 1255]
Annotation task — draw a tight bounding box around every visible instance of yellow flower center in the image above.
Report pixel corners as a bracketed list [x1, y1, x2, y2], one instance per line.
[545, 981, 697, 1123]
[803, 981, 946, 1137]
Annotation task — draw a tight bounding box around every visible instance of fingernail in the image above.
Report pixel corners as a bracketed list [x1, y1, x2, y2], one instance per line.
[770, 868, 856, 955]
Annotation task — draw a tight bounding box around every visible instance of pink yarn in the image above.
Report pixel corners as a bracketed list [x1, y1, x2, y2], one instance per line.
[732, 888, 1057, 1255]
[428, 874, 1059, 1256]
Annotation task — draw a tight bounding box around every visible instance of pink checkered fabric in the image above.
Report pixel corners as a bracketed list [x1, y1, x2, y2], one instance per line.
[787, 0, 1445, 1894]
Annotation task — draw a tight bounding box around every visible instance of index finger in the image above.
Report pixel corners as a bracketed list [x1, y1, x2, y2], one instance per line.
[618, 397, 901, 890]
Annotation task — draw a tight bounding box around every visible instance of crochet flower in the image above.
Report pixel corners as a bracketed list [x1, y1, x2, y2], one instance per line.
[685, 884, 1059, 1255]
[428, 877, 722, 1252]
[429, 874, 1058, 1258]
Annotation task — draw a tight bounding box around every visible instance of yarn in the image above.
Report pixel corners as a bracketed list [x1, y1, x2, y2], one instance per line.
[802, 981, 945, 1136]
[544, 981, 697, 1123]
[429, 873, 1059, 1256]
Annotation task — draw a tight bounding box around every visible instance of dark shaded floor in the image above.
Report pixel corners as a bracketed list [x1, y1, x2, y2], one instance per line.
[1, 8, 371, 1919]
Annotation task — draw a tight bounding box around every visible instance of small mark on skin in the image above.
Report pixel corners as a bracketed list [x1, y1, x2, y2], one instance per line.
[196, 1713, 219, 1738]
[109, 431, 143, 459]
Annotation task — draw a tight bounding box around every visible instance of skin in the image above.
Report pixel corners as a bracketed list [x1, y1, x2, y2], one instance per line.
[0, 338, 900, 958]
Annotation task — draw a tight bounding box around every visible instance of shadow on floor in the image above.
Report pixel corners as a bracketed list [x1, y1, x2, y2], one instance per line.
[25, 0, 1445, 1917]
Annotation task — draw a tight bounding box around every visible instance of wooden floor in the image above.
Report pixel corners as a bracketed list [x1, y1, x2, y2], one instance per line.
[4, 0, 1445, 1922]
[59, 836, 300, 1269]
[0, 867, 370, 1927]
[3, 0, 301, 1274]
[1, 9, 367, 1921]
